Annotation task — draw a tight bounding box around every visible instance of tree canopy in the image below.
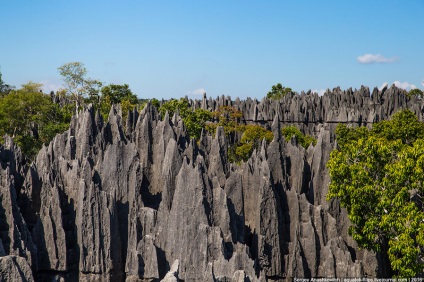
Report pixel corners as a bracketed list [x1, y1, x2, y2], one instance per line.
[281, 125, 316, 148]
[58, 62, 102, 115]
[408, 88, 424, 99]
[97, 83, 139, 120]
[234, 124, 273, 162]
[327, 109, 424, 277]
[58, 62, 102, 98]
[0, 82, 72, 157]
[267, 83, 293, 99]
[159, 98, 212, 140]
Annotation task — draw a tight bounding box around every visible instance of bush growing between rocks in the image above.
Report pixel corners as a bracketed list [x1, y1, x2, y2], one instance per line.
[281, 125, 316, 148]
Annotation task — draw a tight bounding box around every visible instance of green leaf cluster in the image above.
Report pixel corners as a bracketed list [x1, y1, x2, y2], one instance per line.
[328, 109, 424, 277]
[267, 83, 293, 100]
[281, 125, 316, 148]
[408, 88, 424, 99]
[206, 106, 243, 135]
[0, 82, 73, 158]
[233, 124, 273, 162]
[159, 98, 212, 140]
[98, 84, 138, 120]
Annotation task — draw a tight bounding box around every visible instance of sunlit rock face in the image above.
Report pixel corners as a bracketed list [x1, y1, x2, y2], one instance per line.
[1, 86, 418, 281]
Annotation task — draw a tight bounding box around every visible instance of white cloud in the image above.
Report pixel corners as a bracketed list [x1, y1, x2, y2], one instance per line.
[422, 80, 424, 87]
[188, 88, 206, 96]
[357, 54, 398, 64]
[312, 89, 326, 96]
[379, 82, 388, 90]
[393, 81, 416, 91]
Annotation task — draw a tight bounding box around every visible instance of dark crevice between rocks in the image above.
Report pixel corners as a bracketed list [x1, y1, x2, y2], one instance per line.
[116, 201, 129, 278]
[56, 189, 80, 281]
[0, 200, 11, 255]
[223, 241, 234, 260]
[13, 257, 28, 282]
[17, 168, 42, 233]
[301, 161, 312, 200]
[298, 240, 312, 278]
[155, 245, 169, 280]
[140, 175, 162, 210]
[227, 197, 244, 244]
[347, 244, 356, 262]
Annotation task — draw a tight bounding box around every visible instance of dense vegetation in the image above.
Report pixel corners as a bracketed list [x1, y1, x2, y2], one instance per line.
[0, 82, 72, 157]
[267, 83, 294, 99]
[0, 63, 143, 158]
[282, 125, 316, 148]
[328, 109, 424, 277]
[158, 98, 212, 140]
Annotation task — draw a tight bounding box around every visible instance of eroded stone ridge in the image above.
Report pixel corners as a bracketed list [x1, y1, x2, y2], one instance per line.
[0, 86, 418, 281]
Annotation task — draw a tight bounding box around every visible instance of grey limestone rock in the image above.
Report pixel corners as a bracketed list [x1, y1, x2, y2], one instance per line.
[0, 255, 34, 282]
[161, 260, 179, 282]
[1, 86, 416, 280]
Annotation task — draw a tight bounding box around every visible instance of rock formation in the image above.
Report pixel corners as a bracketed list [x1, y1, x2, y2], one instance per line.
[0, 85, 421, 281]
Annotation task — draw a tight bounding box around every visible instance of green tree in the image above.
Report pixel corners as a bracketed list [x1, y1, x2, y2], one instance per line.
[408, 88, 424, 99]
[267, 83, 293, 99]
[58, 62, 102, 116]
[150, 98, 160, 109]
[159, 98, 212, 140]
[234, 124, 273, 162]
[0, 67, 14, 96]
[0, 82, 71, 158]
[206, 106, 243, 135]
[101, 84, 137, 105]
[327, 109, 424, 277]
[281, 126, 316, 148]
[99, 84, 138, 120]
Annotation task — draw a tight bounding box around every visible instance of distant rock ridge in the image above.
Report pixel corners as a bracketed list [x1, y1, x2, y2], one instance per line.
[194, 85, 422, 136]
[0, 85, 419, 281]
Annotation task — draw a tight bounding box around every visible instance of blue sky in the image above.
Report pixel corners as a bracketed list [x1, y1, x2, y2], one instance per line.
[1, 1, 423, 99]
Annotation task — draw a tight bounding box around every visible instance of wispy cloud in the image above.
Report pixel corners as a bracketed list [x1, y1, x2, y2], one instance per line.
[393, 81, 416, 90]
[380, 81, 417, 91]
[188, 88, 206, 96]
[422, 79, 424, 87]
[379, 82, 388, 90]
[312, 89, 326, 96]
[357, 54, 398, 64]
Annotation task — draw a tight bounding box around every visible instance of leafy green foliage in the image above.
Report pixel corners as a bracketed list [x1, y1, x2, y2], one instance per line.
[234, 124, 273, 162]
[58, 62, 102, 97]
[159, 98, 212, 140]
[408, 88, 424, 99]
[184, 109, 213, 140]
[267, 83, 293, 99]
[328, 109, 424, 277]
[101, 84, 138, 105]
[99, 84, 138, 120]
[0, 82, 72, 158]
[150, 98, 160, 109]
[281, 126, 316, 148]
[58, 62, 102, 115]
[206, 106, 243, 135]
[158, 98, 188, 118]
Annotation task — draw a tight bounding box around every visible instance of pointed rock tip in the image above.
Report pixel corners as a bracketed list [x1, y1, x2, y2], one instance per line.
[260, 137, 267, 157]
[171, 111, 178, 124]
[215, 126, 225, 140]
[271, 115, 281, 141]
